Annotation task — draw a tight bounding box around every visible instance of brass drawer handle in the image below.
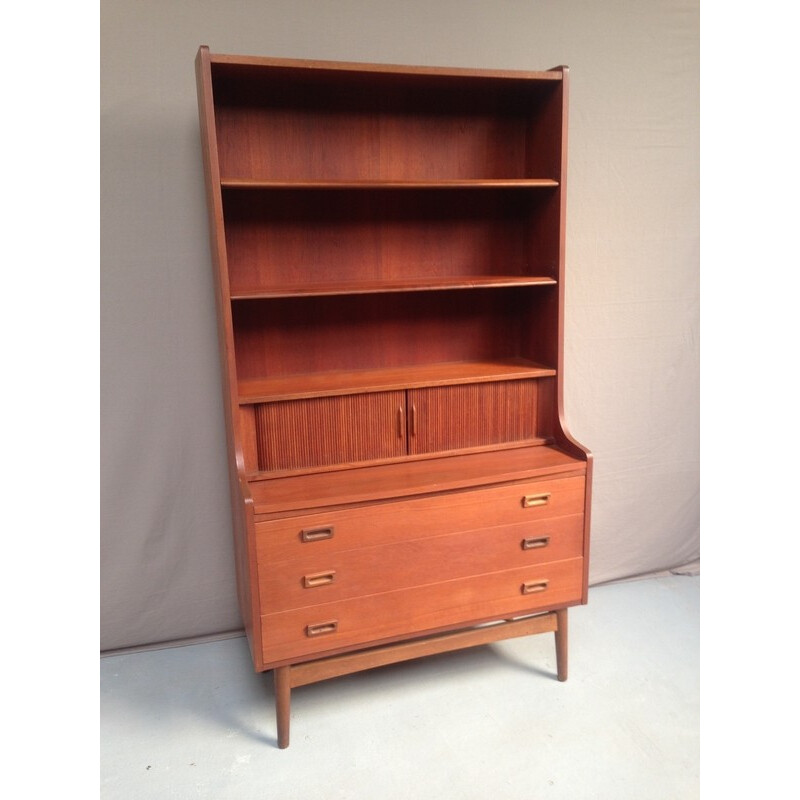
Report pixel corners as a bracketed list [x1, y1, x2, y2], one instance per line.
[522, 492, 551, 508]
[521, 579, 549, 595]
[303, 570, 336, 588]
[300, 526, 334, 543]
[306, 620, 338, 637]
[521, 536, 550, 550]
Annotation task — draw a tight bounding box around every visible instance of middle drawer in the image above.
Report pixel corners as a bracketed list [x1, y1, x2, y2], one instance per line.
[259, 513, 583, 613]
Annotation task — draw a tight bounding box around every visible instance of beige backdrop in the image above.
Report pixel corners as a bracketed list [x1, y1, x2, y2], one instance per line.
[101, 0, 699, 651]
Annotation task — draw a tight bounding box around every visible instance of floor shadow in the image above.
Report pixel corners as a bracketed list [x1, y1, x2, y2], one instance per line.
[101, 632, 560, 750]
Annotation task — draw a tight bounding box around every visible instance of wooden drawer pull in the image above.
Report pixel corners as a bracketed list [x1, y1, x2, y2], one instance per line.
[522, 492, 551, 508]
[521, 579, 549, 595]
[306, 620, 338, 637]
[521, 536, 550, 550]
[300, 526, 334, 543]
[303, 570, 336, 588]
[397, 406, 404, 438]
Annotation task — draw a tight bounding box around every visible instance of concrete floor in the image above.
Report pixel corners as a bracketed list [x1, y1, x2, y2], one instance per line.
[100, 574, 699, 799]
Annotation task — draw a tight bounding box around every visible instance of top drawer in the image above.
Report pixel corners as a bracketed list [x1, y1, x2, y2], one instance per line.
[256, 475, 585, 562]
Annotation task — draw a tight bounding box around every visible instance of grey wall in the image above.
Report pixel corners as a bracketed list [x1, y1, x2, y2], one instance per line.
[101, 0, 699, 651]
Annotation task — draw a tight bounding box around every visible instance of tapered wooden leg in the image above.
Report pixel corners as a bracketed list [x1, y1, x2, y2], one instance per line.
[555, 608, 568, 682]
[274, 666, 291, 749]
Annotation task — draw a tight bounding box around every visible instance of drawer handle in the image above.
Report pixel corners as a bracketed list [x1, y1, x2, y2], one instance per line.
[300, 526, 334, 543]
[521, 579, 549, 595]
[522, 492, 551, 508]
[303, 570, 336, 588]
[521, 536, 550, 550]
[306, 620, 338, 637]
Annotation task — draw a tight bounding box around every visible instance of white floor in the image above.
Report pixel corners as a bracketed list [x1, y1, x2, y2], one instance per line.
[100, 575, 699, 799]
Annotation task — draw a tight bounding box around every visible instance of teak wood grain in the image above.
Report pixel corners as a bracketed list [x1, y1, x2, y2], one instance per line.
[238, 359, 556, 404]
[254, 391, 406, 471]
[260, 556, 583, 663]
[196, 48, 591, 747]
[259, 514, 584, 613]
[249, 446, 585, 515]
[230, 275, 556, 300]
[408, 380, 539, 454]
[288, 613, 560, 688]
[223, 189, 556, 300]
[256, 475, 585, 557]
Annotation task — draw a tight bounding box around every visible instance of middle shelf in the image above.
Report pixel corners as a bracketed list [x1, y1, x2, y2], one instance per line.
[230, 275, 556, 299]
[220, 179, 560, 189]
[238, 358, 556, 403]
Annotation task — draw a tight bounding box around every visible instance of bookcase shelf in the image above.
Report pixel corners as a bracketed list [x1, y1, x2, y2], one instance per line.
[238, 358, 557, 404]
[221, 179, 559, 189]
[230, 275, 557, 300]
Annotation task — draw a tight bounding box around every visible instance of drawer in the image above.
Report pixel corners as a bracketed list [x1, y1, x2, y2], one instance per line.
[260, 514, 584, 613]
[260, 556, 583, 665]
[256, 475, 586, 563]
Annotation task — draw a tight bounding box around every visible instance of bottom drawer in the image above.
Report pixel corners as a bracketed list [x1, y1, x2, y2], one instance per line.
[260, 556, 583, 665]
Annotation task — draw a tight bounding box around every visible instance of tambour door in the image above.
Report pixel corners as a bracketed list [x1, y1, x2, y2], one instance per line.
[407, 380, 539, 455]
[254, 391, 406, 471]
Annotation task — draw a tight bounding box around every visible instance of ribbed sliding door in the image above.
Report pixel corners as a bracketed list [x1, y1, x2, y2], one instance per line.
[407, 380, 538, 455]
[255, 391, 406, 471]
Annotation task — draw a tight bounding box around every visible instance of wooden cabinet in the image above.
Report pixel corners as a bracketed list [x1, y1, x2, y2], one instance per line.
[195, 47, 592, 748]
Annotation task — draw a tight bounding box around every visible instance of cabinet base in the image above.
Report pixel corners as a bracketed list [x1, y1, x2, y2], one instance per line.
[272, 608, 568, 749]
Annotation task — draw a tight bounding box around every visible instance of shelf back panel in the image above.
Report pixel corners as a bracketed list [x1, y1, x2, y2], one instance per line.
[223, 189, 559, 289]
[231, 289, 558, 381]
[211, 66, 562, 181]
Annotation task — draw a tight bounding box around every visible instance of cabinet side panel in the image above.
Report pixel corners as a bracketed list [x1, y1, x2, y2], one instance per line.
[196, 48, 264, 668]
[255, 391, 406, 471]
[239, 405, 259, 473]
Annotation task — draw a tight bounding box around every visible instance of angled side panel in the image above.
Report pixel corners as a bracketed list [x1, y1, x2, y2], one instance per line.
[195, 45, 264, 669]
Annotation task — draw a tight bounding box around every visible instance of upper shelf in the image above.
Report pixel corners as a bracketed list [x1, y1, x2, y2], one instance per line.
[238, 358, 557, 404]
[220, 179, 559, 190]
[230, 275, 557, 300]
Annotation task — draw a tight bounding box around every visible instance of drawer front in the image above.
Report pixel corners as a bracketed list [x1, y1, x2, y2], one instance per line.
[256, 475, 586, 563]
[260, 514, 584, 613]
[261, 556, 583, 665]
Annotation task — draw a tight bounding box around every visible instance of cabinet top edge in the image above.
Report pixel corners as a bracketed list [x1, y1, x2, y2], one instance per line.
[202, 50, 565, 82]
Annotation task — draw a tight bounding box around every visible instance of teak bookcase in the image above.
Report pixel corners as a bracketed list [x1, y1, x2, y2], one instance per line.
[195, 46, 592, 748]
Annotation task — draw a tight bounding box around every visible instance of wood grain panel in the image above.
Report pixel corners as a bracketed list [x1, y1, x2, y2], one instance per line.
[260, 514, 584, 612]
[260, 557, 583, 664]
[254, 391, 405, 471]
[250, 446, 586, 514]
[409, 380, 538, 454]
[232, 290, 536, 382]
[288, 613, 558, 687]
[209, 54, 563, 83]
[256, 475, 585, 557]
[238, 404, 258, 473]
[239, 359, 554, 404]
[210, 68, 560, 182]
[222, 189, 547, 291]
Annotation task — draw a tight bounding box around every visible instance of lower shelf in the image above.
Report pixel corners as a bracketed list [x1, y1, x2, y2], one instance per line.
[238, 358, 556, 404]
